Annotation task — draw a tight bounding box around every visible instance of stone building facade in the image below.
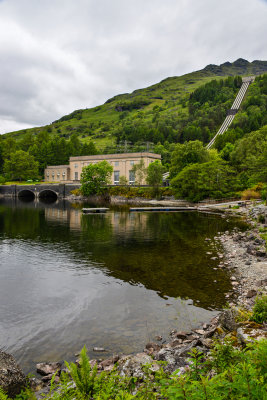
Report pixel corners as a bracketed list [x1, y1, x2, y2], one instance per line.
[44, 152, 161, 184]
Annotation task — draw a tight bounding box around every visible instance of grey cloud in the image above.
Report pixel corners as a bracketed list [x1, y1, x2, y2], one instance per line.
[1, 0, 267, 134]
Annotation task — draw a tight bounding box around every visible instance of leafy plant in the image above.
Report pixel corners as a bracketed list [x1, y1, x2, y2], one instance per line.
[64, 345, 98, 397]
[70, 188, 81, 196]
[0, 387, 10, 400]
[209, 338, 241, 374]
[251, 295, 267, 324]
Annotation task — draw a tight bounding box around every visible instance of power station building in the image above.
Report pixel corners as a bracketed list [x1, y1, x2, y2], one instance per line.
[44, 152, 161, 185]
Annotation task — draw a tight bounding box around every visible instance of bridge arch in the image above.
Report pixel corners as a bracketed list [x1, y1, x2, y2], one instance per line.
[18, 189, 35, 200]
[38, 189, 58, 202]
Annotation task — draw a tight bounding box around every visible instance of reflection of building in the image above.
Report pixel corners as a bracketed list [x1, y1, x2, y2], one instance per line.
[44, 153, 161, 184]
[44, 207, 151, 237]
[45, 208, 82, 231]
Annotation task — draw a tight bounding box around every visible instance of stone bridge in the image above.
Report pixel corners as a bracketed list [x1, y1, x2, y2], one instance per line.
[0, 184, 81, 200]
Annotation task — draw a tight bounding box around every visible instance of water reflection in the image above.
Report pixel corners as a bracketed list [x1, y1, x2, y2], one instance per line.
[0, 198, 247, 372]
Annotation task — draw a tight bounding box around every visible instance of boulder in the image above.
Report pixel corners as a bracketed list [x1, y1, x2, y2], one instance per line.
[117, 353, 159, 378]
[36, 362, 62, 376]
[246, 289, 257, 298]
[218, 309, 238, 331]
[256, 249, 266, 257]
[145, 342, 161, 352]
[236, 327, 266, 345]
[173, 340, 200, 358]
[0, 351, 26, 398]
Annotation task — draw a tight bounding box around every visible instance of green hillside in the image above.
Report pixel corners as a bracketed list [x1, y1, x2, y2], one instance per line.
[3, 58, 267, 152]
[0, 58, 267, 199]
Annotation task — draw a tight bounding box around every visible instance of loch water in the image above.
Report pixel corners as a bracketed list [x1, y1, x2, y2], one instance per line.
[0, 198, 247, 373]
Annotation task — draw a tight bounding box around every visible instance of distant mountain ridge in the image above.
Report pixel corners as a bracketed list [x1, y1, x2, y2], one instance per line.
[202, 58, 267, 76]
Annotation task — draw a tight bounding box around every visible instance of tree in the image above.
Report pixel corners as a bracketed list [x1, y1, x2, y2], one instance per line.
[170, 140, 210, 177]
[119, 175, 128, 185]
[171, 159, 240, 202]
[132, 159, 147, 185]
[146, 161, 164, 190]
[3, 150, 39, 181]
[81, 141, 98, 156]
[80, 161, 113, 196]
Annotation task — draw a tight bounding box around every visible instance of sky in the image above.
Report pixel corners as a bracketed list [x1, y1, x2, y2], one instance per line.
[1, 0, 267, 134]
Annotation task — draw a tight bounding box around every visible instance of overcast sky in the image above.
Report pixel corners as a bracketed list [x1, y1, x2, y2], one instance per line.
[1, 0, 267, 134]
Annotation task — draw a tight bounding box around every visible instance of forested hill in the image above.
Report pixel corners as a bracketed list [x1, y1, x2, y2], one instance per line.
[0, 58, 267, 179]
[2, 58, 267, 151]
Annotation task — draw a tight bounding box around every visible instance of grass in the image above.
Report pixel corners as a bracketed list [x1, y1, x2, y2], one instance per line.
[4, 181, 42, 185]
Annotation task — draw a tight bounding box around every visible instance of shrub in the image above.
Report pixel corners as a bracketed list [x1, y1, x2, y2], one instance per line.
[251, 295, 267, 324]
[119, 175, 128, 185]
[258, 214, 265, 223]
[0, 175, 6, 185]
[70, 189, 81, 196]
[241, 189, 262, 200]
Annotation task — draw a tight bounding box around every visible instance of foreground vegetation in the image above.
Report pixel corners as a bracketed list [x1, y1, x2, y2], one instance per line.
[1, 340, 266, 399]
[1, 296, 266, 399]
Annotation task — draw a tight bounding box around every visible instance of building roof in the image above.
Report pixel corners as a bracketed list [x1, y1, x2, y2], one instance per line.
[69, 152, 161, 162]
[46, 165, 70, 169]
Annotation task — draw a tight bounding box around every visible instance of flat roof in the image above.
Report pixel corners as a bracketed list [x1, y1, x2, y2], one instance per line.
[46, 165, 70, 169]
[69, 152, 161, 162]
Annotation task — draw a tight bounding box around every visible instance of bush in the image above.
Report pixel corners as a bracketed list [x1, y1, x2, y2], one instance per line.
[251, 295, 267, 324]
[70, 189, 81, 196]
[0, 175, 6, 184]
[241, 189, 262, 200]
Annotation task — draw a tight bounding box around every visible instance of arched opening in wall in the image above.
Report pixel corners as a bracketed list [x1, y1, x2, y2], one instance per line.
[18, 189, 35, 202]
[38, 190, 58, 204]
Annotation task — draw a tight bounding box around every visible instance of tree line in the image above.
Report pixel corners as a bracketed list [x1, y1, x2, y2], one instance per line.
[0, 132, 98, 181]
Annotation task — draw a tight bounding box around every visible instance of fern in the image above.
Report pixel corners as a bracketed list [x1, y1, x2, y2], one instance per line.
[0, 387, 10, 400]
[65, 345, 98, 397]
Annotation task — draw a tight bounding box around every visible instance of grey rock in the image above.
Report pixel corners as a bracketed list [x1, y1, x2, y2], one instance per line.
[246, 289, 257, 298]
[156, 348, 176, 365]
[145, 342, 161, 352]
[174, 331, 188, 340]
[118, 353, 159, 378]
[204, 326, 217, 338]
[0, 351, 26, 398]
[36, 362, 62, 376]
[174, 340, 199, 358]
[256, 249, 266, 257]
[93, 347, 106, 352]
[218, 309, 238, 331]
[29, 377, 44, 392]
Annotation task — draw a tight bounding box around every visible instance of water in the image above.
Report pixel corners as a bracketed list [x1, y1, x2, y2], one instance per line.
[0, 198, 247, 373]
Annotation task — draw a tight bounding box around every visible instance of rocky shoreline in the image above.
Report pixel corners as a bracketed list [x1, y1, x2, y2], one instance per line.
[1, 203, 266, 398]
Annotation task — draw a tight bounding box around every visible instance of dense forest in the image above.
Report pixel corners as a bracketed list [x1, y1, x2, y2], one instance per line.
[0, 60, 267, 200]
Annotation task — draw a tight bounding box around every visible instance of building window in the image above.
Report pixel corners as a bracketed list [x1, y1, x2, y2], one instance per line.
[74, 163, 78, 168]
[57, 172, 60, 177]
[75, 172, 79, 180]
[114, 170, 120, 184]
[47, 172, 49, 177]
[115, 161, 119, 166]
[129, 170, 135, 185]
[130, 160, 135, 166]
[62, 172, 66, 180]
